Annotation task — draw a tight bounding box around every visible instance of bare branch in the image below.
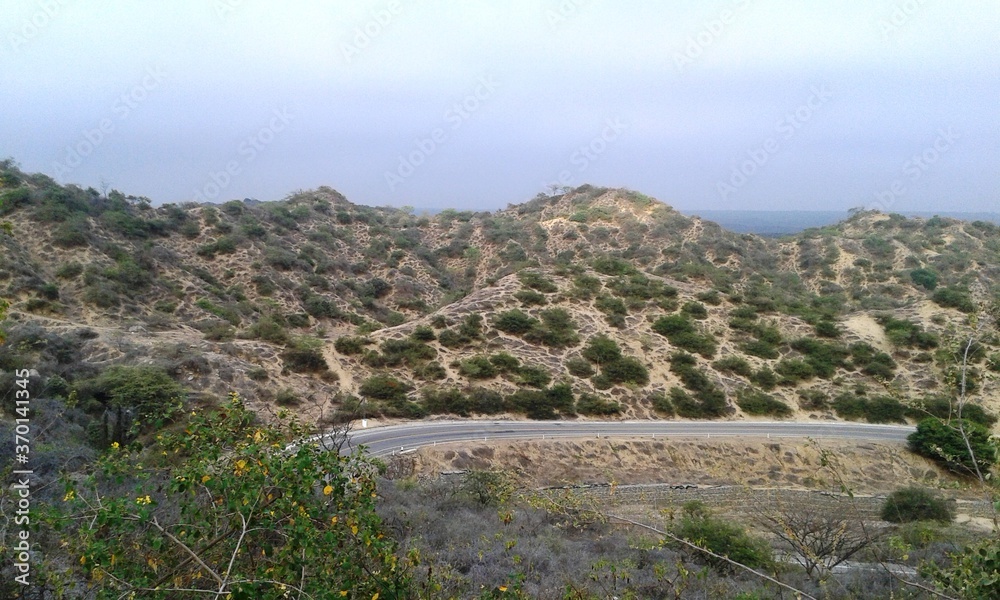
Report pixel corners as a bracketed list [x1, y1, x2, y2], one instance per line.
[150, 516, 225, 586]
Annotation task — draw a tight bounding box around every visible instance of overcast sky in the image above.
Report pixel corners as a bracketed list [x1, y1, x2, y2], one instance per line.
[2, 1, 998, 212]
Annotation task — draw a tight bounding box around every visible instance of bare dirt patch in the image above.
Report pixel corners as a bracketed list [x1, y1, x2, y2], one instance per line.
[404, 437, 974, 496]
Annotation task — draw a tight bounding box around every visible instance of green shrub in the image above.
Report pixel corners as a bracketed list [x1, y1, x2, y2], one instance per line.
[910, 268, 938, 290]
[712, 356, 752, 377]
[247, 367, 269, 381]
[517, 365, 552, 388]
[736, 389, 792, 417]
[669, 386, 729, 419]
[507, 384, 574, 419]
[154, 300, 177, 314]
[649, 392, 674, 416]
[83, 282, 120, 308]
[814, 320, 841, 338]
[774, 359, 814, 384]
[877, 315, 939, 349]
[245, 316, 289, 344]
[566, 357, 595, 378]
[881, 487, 954, 523]
[55, 262, 84, 279]
[652, 314, 717, 358]
[740, 340, 779, 360]
[601, 357, 649, 386]
[907, 396, 997, 427]
[281, 347, 329, 374]
[359, 375, 411, 402]
[334, 336, 370, 355]
[250, 275, 276, 296]
[468, 387, 506, 414]
[488, 352, 520, 372]
[796, 389, 829, 410]
[673, 507, 773, 572]
[493, 309, 538, 335]
[458, 355, 498, 379]
[275, 388, 300, 406]
[410, 325, 436, 341]
[414, 361, 446, 381]
[522, 308, 580, 348]
[681, 301, 708, 320]
[931, 286, 975, 313]
[908, 417, 998, 475]
[592, 256, 637, 276]
[378, 338, 435, 367]
[576, 393, 622, 416]
[581, 334, 622, 365]
[830, 393, 905, 423]
[594, 294, 628, 316]
[514, 289, 547, 306]
[195, 299, 241, 326]
[571, 274, 602, 299]
[789, 338, 849, 378]
[696, 290, 723, 305]
[518, 270, 558, 293]
[750, 367, 777, 390]
[422, 388, 473, 416]
[436, 328, 468, 348]
[458, 314, 483, 339]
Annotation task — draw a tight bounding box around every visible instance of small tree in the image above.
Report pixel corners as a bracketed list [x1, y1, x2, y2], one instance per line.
[756, 503, 873, 580]
[461, 470, 516, 506]
[908, 417, 998, 476]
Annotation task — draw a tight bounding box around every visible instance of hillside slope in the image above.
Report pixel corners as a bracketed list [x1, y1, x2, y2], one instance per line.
[1, 160, 998, 433]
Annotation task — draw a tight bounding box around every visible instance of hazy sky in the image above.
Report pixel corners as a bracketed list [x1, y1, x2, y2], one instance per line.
[2, 1, 998, 212]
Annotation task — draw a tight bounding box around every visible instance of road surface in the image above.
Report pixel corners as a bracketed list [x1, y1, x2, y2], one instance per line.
[337, 420, 915, 457]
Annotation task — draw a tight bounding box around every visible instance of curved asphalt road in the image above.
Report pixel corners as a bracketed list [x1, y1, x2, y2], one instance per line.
[339, 420, 915, 457]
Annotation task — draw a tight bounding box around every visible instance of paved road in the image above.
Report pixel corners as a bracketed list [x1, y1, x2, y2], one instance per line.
[339, 420, 915, 457]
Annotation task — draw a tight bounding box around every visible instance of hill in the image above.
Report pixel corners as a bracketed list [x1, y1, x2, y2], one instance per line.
[1, 159, 998, 436]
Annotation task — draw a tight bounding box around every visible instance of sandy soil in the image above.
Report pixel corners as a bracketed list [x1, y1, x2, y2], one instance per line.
[400, 436, 979, 497]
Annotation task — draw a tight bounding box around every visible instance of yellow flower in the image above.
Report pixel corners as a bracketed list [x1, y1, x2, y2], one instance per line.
[323, 485, 334, 496]
[136, 495, 152, 505]
[201, 475, 211, 483]
[63, 490, 75, 502]
[331, 516, 338, 524]
[110, 442, 120, 449]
